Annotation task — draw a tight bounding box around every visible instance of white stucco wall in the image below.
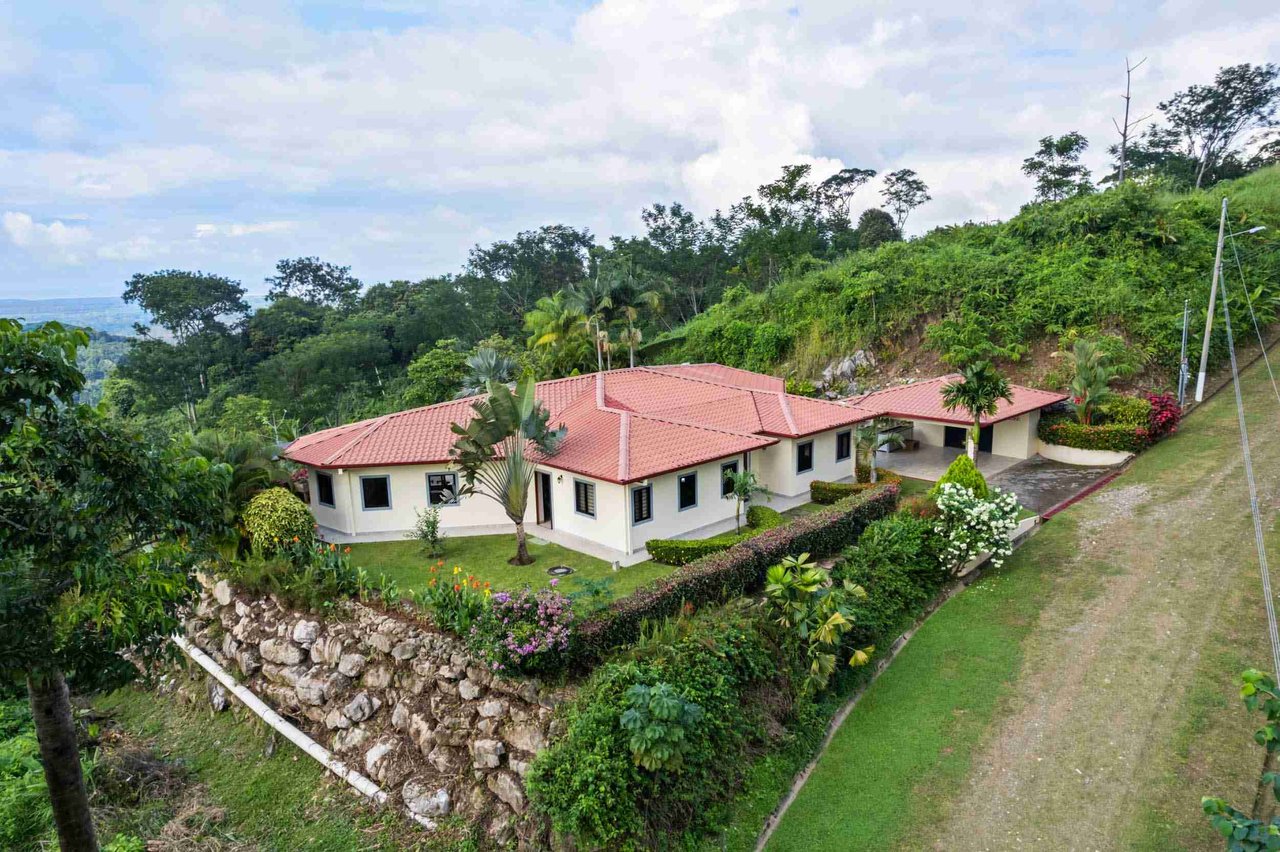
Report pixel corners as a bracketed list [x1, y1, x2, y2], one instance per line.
[751, 429, 856, 498]
[911, 420, 948, 449]
[539, 469, 628, 553]
[307, 464, 526, 538]
[992, 411, 1039, 459]
[627, 455, 748, 551]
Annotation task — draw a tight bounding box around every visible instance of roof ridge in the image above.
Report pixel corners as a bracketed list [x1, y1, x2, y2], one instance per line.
[625, 409, 775, 441]
[618, 411, 631, 482]
[637, 365, 782, 394]
[321, 416, 390, 466]
[775, 391, 798, 434]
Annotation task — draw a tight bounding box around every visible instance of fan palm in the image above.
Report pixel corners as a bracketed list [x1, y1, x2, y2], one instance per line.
[450, 376, 565, 565]
[457, 346, 515, 398]
[940, 361, 1013, 461]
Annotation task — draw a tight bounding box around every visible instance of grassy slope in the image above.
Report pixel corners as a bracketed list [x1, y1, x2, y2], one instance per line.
[96, 683, 475, 851]
[661, 167, 1280, 385]
[765, 351, 1280, 850]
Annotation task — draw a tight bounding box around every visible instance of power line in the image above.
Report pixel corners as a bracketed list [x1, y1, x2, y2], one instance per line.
[1217, 232, 1280, 677]
[1228, 233, 1280, 409]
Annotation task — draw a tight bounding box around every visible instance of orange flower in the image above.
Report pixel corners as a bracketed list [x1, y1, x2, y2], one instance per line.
[429, 578, 436, 587]
[429, 565, 437, 573]
[292, 535, 300, 543]
[483, 581, 490, 589]
[330, 543, 337, 551]
[343, 546, 351, 554]
[453, 584, 461, 592]
[436, 560, 444, 567]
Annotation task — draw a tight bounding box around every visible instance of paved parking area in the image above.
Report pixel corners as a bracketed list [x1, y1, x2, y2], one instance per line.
[987, 455, 1119, 515]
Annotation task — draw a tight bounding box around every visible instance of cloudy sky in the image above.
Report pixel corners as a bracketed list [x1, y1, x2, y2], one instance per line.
[1, 0, 1278, 300]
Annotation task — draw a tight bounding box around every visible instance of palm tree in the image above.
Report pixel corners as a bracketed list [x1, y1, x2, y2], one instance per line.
[457, 346, 515, 398]
[1067, 338, 1115, 425]
[186, 429, 284, 517]
[853, 420, 904, 483]
[569, 275, 616, 371]
[722, 468, 770, 531]
[941, 361, 1013, 461]
[524, 291, 590, 377]
[449, 376, 565, 565]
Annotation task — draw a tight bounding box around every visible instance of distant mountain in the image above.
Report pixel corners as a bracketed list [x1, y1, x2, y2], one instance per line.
[1, 295, 268, 337]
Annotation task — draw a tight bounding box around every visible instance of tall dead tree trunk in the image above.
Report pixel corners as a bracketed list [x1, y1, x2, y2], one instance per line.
[1112, 56, 1148, 184]
[28, 669, 98, 852]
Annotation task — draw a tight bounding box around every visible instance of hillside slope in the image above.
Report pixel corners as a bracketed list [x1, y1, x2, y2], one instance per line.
[657, 167, 1280, 391]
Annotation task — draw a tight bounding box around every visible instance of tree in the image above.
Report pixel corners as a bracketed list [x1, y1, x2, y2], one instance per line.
[0, 320, 230, 851]
[854, 208, 901, 251]
[122, 269, 249, 343]
[1111, 56, 1150, 184]
[1160, 63, 1280, 189]
[185, 428, 284, 519]
[524, 291, 591, 378]
[1201, 669, 1280, 845]
[449, 376, 565, 565]
[244, 296, 329, 361]
[403, 339, 468, 407]
[467, 225, 595, 336]
[819, 167, 877, 219]
[1021, 132, 1093, 201]
[722, 468, 769, 531]
[568, 275, 616, 372]
[941, 361, 1013, 461]
[1066, 338, 1116, 425]
[266, 257, 362, 310]
[458, 345, 516, 398]
[854, 420, 905, 483]
[880, 169, 931, 231]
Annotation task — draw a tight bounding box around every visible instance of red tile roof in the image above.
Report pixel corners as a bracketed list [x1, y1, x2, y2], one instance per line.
[283, 365, 878, 483]
[849, 375, 1067, 426]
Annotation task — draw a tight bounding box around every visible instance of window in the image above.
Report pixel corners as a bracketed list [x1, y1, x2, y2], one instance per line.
[632, 485, 653, 525]
[574, 480, 596, 517]
[678, 471, 698, 511]
[316, 472, 335, 507]
[796, 440, 814, 474]
[360, 475, 391, 510]
[427, 472, 459, 506]
[720, 460, 739, 497]
[835, 430, 852, 462]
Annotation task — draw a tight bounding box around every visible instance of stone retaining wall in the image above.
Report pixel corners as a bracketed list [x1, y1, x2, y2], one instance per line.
[184, 576, 571, 846]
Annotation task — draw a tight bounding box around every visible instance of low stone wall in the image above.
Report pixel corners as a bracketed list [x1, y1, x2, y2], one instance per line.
[184, 576, 571, 846]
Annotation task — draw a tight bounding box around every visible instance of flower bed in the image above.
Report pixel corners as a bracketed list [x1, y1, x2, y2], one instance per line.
[576, 483, 899, 661]
[1038, 392, 1180, 453]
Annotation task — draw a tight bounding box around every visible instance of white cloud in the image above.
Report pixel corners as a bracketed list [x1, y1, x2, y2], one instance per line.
[2, 211, 93, 264]
[194, 221, 297, 239]
[97, 235, 167, 262]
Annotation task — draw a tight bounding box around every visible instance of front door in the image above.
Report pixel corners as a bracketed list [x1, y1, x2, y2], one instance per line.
[977, 425, 994, 453]
[537, 472, 553, 527]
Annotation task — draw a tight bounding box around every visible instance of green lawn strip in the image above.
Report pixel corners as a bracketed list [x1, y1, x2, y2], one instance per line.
[347, 535, 671, 600]
[763, 519, 1070, 851]
[95, 684, 464, 851]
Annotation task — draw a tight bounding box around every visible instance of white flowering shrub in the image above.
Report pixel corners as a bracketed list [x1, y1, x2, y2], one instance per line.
[933, 482, 1020, 574]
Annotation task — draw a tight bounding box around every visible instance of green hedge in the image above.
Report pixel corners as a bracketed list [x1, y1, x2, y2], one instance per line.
[645, 506, 788, 566]
[1038, 417, 1149, 453]
[578, 484, 900, 661]
[810, 472, 901, 505]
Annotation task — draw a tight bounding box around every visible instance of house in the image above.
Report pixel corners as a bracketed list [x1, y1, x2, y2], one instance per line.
[850, 375, 1067, 459]
[282, 365, 1068, 564]
[283, 364, 880, 564]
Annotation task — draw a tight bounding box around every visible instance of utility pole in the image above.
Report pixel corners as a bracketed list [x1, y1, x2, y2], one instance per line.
[1178, 299, 1191, 406]
[1194, 197, 1229, 403]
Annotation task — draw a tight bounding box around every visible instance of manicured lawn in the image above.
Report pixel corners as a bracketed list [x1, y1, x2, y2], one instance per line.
[765, 352, 1280, 850]
[347, 534, 673, 601]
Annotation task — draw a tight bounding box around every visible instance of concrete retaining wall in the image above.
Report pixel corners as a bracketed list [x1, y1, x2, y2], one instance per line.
[1036, 440, 1133, 466]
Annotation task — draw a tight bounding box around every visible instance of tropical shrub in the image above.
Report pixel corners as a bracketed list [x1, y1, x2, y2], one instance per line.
[620, 682, 704, 772]
[412, 507, 445, 556]
[899, 493, 940, 520]
[528, 609, 777, 848]
[646, 504, 786, 566]
[471, 586, 575, 675]
[223, 541, 363, 613]
[1201, 669, 1280, 848]
[1097, 394, 1152, 426]
[413, 563, 488, 634]
[1146, 392, 1181, 439]
[933, 483, 1020, 574]
[812, 472, 900, 504]
[854, 464, 903, 485]
[242, 487, 315, 554]
[763, 553, 873, 696]
[1037, 416, 1149, 453]
[834, 514, 948, 643]
[578, 484, 899, 660]
[929, 453, 988, 499]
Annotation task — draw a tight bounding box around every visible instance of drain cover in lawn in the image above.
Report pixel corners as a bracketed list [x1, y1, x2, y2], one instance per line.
[547, 565, 574, 576]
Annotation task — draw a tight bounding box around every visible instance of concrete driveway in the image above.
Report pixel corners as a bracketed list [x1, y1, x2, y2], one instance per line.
[987, 455, 1119, 515]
